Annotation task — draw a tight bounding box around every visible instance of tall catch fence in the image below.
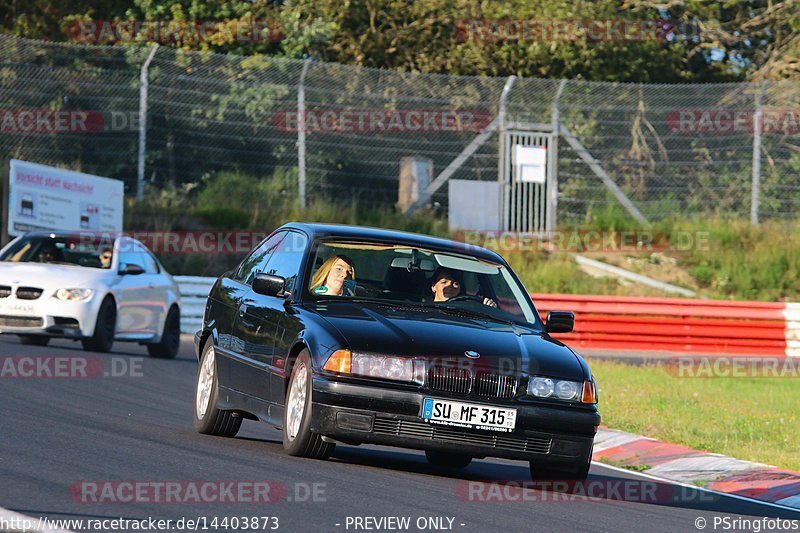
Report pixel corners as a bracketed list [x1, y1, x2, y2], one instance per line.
[1, 34, 798, 224]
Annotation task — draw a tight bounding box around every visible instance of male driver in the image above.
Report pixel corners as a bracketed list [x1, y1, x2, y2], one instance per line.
[429, 267, 497, 307]
[99, 248, 113, 269]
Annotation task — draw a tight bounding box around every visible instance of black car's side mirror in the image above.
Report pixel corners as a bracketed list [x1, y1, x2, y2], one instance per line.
[545, 311, 574, 333]
[121, 264, 145, 275]
[253, 273, 286, 297]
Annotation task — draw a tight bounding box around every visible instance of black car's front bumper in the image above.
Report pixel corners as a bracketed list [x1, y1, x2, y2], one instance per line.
[311, 375, 599, 465]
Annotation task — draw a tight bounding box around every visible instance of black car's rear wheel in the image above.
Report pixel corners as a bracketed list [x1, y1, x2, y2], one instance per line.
[17, 335, 50, 346]
[193, 341, 241, 437]
[425, 450, 472, 469]
[282, 350, 334, 459]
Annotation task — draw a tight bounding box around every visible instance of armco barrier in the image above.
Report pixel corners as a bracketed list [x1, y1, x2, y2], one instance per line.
[175, 276, 214, 335]
[534, 293, 800, 357]
[175, 277, 799, 357]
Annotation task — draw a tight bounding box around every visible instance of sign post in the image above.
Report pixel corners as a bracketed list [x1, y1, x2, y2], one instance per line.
[1, 160, 9, 246]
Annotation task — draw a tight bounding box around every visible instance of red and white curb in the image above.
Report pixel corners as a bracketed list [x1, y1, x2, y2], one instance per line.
[787, 303, 800, 358]
[593, 427, 800, 510]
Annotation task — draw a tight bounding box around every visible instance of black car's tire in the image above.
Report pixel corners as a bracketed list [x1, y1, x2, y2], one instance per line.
[147, 305, 180, 359]
[81, 297, 116, 353]
[529, 458, 591, 481]
[17, 335, 50, 346]
[425, 450, 472, 469]
[282, 350, 334, 459]
[193, 340, 242, 437]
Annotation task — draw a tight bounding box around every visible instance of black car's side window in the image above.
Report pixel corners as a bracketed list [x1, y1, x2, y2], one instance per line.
[259, 231, 308, 293]
[235, 232, 285, 285]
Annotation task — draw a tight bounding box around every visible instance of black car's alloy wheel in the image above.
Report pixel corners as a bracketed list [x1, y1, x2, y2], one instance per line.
[193, 340, 242, 437]
[282, 350, 334, 459]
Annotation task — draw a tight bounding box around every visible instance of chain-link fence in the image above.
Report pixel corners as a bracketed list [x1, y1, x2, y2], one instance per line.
[1, 34, 798, 224]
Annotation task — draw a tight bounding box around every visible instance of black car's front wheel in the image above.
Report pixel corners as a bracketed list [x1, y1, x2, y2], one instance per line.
[193, 341, 241, 437]
[282, 350, 334, 459]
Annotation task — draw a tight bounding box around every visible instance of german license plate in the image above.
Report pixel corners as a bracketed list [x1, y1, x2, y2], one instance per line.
[0, 301, 34, 314]
[421, 398, 517, 432]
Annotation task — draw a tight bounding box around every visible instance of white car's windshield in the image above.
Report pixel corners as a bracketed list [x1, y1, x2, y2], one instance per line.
[308, 241, 539, 325]
[0, 235, 114, 269]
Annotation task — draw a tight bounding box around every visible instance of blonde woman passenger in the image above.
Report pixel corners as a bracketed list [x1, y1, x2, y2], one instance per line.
[310, 255, 356, 296]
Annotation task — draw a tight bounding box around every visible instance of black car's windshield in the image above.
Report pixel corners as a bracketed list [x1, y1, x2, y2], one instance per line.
[308, 241, 539, 325]
[0, 235, 114, 269]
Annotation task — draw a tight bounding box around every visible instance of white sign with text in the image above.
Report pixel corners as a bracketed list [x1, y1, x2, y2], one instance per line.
[7, 159, 123, 236]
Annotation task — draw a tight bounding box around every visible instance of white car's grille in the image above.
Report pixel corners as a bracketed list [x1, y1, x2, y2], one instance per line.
[0, 315, 44, 328]
[15, 287, 43, 300]
[0, 286, 10, 298]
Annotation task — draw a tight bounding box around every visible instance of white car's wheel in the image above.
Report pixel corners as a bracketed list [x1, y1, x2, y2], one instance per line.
[193, 340, 241, 437]
[81, 297, 115, 353]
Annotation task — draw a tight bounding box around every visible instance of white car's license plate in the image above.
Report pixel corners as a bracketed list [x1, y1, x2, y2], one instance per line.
[0, 301, 35, 314]
[421, 398, 517, 432]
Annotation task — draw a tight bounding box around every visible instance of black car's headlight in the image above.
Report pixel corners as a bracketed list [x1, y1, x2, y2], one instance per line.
[527, 376, 597, 404]
[323, 349, 425, 384]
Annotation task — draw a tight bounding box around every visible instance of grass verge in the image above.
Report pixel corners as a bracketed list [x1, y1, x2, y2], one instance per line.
[588, 359, 800, 472]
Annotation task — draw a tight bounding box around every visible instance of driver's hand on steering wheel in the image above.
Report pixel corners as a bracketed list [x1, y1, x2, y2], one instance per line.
[483, 297, 498, 308]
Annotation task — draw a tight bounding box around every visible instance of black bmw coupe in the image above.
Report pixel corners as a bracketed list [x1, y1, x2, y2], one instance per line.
[194, 223, 600, 480]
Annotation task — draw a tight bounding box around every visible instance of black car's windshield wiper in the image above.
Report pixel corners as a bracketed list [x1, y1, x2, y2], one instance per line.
[437, 305, 513, 324]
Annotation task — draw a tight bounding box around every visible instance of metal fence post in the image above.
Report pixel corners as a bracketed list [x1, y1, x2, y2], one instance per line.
[137, 44, 159, 201]
[750, 82, 765, 226]
[548, 79, 566, 231]
[297, 58, 312, 210]
[497, 75, 517, 230]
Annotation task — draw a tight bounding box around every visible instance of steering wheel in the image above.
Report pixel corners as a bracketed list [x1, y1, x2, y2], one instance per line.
[446, 294, 483, 303]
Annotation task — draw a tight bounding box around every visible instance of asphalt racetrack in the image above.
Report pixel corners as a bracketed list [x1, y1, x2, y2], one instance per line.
[1, 334, 798, 533]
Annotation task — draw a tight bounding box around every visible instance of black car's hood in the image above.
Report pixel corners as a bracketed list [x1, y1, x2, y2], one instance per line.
[309, 301, 586, 381]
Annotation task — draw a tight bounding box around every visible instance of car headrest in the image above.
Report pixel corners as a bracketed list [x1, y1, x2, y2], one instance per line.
[383, 266, 428, 299]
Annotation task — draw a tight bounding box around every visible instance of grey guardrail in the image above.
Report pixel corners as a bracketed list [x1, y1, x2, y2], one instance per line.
[175, 275, 216, 334]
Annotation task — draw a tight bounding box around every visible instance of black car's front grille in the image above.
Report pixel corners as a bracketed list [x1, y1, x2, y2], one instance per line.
[427, 366, 472, 394]
[15, 287, 43, 300]
[0, 315, 43, 328]
[475, 371, 519, 399]
[373, 417, 552, 454]
[427, 366, 519, 399]
[0, 286, 11, 298]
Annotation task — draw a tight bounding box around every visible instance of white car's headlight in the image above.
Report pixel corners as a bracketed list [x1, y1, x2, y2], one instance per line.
[55, 288, 94, 301]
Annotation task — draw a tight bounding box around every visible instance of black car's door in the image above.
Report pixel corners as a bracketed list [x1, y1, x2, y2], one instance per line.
[220, 232, 285, 397]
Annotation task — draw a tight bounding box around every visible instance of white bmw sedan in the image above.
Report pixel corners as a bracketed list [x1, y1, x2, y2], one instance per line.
[0, 232, 181, 357]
